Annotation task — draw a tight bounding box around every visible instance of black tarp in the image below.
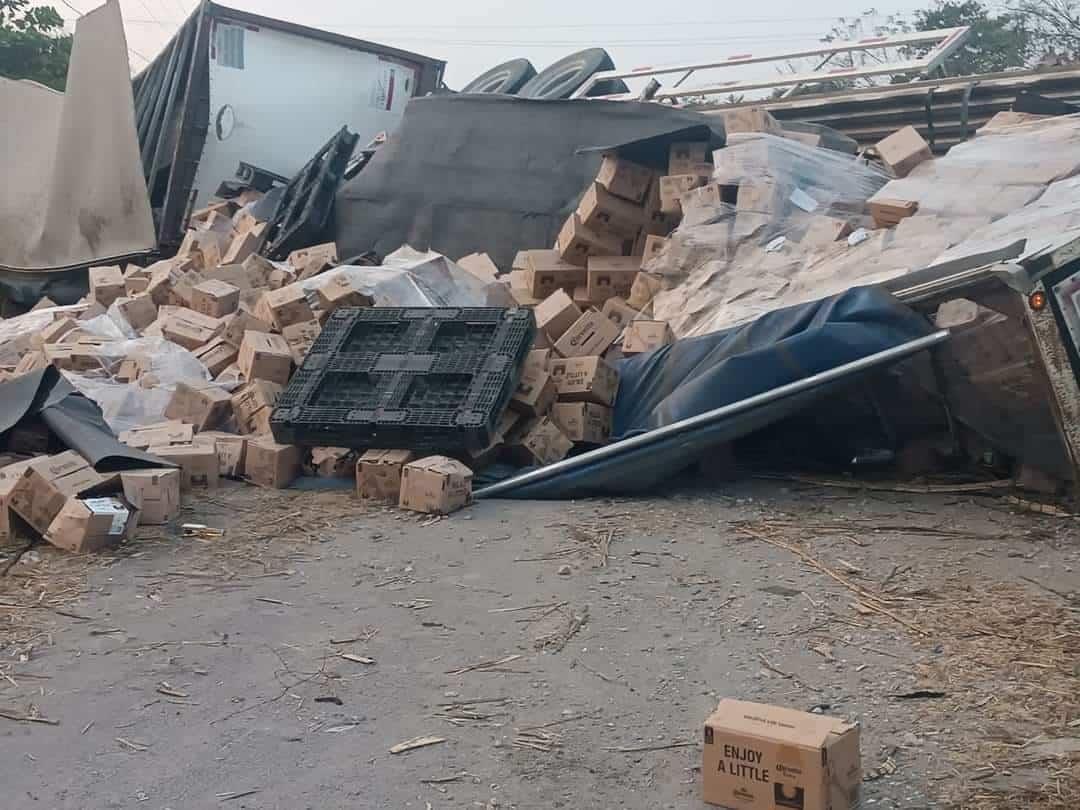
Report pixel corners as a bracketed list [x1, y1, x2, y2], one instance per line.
[477, 287, 938, 499]
[0, 368, 168, 471]
[334, 94, 724, 269]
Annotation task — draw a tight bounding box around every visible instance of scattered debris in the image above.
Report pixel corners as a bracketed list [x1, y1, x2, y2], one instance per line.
[389, 735, 447, 754]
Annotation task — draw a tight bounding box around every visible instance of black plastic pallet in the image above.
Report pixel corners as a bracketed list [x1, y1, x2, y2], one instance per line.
[270, 307, 535, 453]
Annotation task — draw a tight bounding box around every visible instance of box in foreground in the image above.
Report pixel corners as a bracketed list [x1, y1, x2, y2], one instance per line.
[703, 699, 860, 810]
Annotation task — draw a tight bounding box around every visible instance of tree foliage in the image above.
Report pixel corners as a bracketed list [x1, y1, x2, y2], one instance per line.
[1008, 0, 1080, 57]
[911, 1, 1035, 74]
[0, 0, 71, 91]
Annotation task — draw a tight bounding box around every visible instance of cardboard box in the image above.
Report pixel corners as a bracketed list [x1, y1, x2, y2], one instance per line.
[196, 432, 248, 478]
[533, 289, 582, 340]
[586, 255, 641, 303]
[601, 297, 640, 330]
[120, 469, 181, 525]
[282, 319, 322, 366]
[643, 176, 680, 237]
[669, 141, 711, 176]
[557, 214, 630, 267]
[236, 437, 296, 489]
[356, 449, 416, 502]
[596, 155, 653, 203]
[628, 270, 665, 309]
[231, 380, 284, 435]
[525, 251, 586, 298]
[572, 285, 592, 308]
[35, 317, 80, 348]
[800, 217, 854, 247]
[221, 221, 267, 264]
[88, 265, 125, 307]
[164, 381, 232, 431]
[549, 356, 619, 405]
[309, 447, 356, 478]
[875, 125, 931, 178]
[524, 348, 552, 375]
[119, 421, 194, 450]
[161, 309, 224, 350]
[623, 320, 674, 355]
[456, 252, 500, 283]
[869, 197, 919, 228]
[553, 310, 620, 358]
[659, 174, 709, 214]
[124, 275, 150, 295]
[289, 242, 338, 280]
[148, 444, 219, 490]
[510, 368, 557, 417]
[716, 107, 781, 134]
[518, 417, 573, 466]
[222, 308, 272, 349]
[9, 451, 118, 535]
[262, 283, 315, 330]
[399, 455, 473, 514]
[577, 182, 646, 239]
[193, 337, 239, 377]
[702, 699, 861, 810]
[111, 293, 157, 332]
[191, 279, 240, 318]
[238, 331, 292, 386]
[0, 458, 35, 541]
[551, 402, 612, 444]
[44, 495, 138, 553]
[314, 275, 373, 315]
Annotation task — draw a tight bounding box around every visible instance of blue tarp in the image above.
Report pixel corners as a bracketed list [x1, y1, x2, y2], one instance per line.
[478, 286, 935, 499]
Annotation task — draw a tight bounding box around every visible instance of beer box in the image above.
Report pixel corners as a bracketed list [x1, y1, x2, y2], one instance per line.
[88, 265, 125, 307]
[44, 495, 138, 553]
[525, 251, 586, 298]
[164, 382, 232, 431]
[517, 417, 573, 466]
[356, 449, 415, 503]
[553, 311, 620, 358]
[399, 456, 472, 515]
[244, 436, 301, 489]
[577, 182, 646, 239]
[533, 289, 582, 340]
[510, 367, 557, 418]
[601, 297, 640, 330]
[281, 319, 322, 366]
[623, 320, 675, 355]
[659, 174, 710, 214]
[190, 279, 241, 318]
[238, 331, 292, 386]
[551, 402, 611, 444]
[586, 255, 641, 303]
[703, 699, 860, 810]
[262, 283, 315, 330]
[192, 337, 239, 377]
[549, 356, 619, 406]
[231, 380, 283, 435]
[595, 155, 653, 204]
[120, 469, 181, 524]
[668, 141, 711, 176]
[556, 213, 630, 267]
[148, 444, 219, 490]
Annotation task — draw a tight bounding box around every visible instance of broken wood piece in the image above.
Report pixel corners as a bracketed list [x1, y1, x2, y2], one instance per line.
[445, 654, 523, 676]
[389, 735, 447, 754]
[340, 654, 375, 665]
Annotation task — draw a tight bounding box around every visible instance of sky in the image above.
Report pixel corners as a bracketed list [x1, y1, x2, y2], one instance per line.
[55, 0, 942, 90]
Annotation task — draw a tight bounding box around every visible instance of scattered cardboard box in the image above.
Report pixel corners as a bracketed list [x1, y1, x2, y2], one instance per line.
[874, 125, 932, 178]
[0, 458, 35, 541]
[164, 382, 232, 431]
[88, 266, 125, 307]
[44, 495, 138, 553]
[221, 221, 267, 264]
[262, 283, 315, 330]
[113, 294, 158, 332]
[628, 270, 665, 309]
[596, 155, 653, 203]
[244, 437, 301, 488]
[669, 142, 712, 176]
[356, 449, 416, 502]
[190, 279, 241, 318]
[120, 469, 181, 524]
[197, 432, 248, 478]
[314, 275, 373, 315]
[518, 417, 573, 466]
[870, 198, 919, 228]
[640, 236, 669, 265]
[586, 255, 641, 303]
[533, 289, 582, 340]
[511, 367, 557, 417]
[525, 348, 552, 375]
[238, 331, 292, 386]
[623, 320, 675, 355]
[549, 356, 619, 405]
[289, 242, 338, 280]
[35, 317, 80, 348]
[660, 174, 709, 214]
[222, 308, 272, 349]
[309, 447, 356, 478]
[557, 214, 629, 267]
[551, 402, 611, 444]
[702, 699, 861, 810]
[193, 337, 239, 377]
[525, 251, 587, 298]
[399, 455, 473, 514]
[282, 319, 322, 366]
[148, 444, 219, 490]
[553, 310, 620, 358]
[716, 107, 781, 134]
[577, 182, 646, 239]
[161, 309, 224, 350]
[9, 451, 118, 535]
[231, 380, 283, 435]
[457, 252, 500, 283]
[601, 297, 640, 330]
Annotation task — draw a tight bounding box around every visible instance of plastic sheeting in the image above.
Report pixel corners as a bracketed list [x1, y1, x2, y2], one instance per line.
[335, 94, 723, 270]
[479, 288, 940, 499]
[651, 115, 1080, 340]
[0, 2, 154, 304]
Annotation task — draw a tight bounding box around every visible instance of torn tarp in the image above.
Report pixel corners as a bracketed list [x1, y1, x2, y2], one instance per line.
[0, 1, 155, 305]
[477, 287, 942, 499]
[0, 368, 167, 472]
[335, 94, 724, 270]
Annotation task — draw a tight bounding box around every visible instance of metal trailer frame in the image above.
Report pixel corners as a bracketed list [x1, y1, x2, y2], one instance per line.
[132, 0, 446, 251]
[571, 27, 970, 102]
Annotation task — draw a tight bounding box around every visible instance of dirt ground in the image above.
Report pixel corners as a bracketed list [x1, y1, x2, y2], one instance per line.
[1, 478, 1078, 810]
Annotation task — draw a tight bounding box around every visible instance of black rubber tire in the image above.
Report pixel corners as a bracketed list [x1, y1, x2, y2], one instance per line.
[583, 78, 630, 97]
[517, 48, 615, 99]
[460, 59, 537, 95]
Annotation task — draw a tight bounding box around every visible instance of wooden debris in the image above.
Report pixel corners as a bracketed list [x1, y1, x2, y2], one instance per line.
[0, 708, 59, 726]
[340, 654, 375, 665]
[446, 654, 523, 676]
[389, 735, 446, 754]
[603, 741, 697, 753]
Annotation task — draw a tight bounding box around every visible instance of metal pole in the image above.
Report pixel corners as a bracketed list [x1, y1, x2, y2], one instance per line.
[475, 330, 950, 499]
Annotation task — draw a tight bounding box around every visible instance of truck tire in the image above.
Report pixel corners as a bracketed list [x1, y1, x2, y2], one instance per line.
[461, 59, 537, 94]
[518, 48, 615, 99]
[583, 78, 630, 97]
